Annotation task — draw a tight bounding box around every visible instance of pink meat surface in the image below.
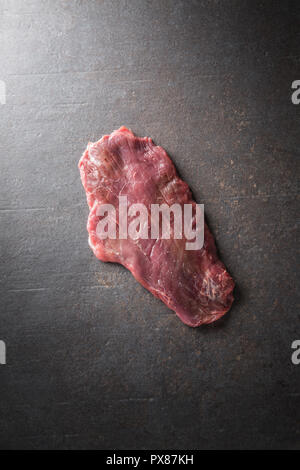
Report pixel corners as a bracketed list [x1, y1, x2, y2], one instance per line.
[79, 126, 234, 326]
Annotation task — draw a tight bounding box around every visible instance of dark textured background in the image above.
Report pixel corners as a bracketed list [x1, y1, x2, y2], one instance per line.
[0, 0, 299, 450]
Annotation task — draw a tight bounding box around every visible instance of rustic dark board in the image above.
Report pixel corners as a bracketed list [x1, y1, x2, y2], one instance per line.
[0, 0, 299, 450]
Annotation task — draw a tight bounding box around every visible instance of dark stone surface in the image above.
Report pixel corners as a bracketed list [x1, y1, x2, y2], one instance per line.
[0, 0, 299, 449]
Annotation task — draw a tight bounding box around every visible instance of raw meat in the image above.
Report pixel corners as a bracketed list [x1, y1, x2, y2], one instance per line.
[79, 126, 234, 326]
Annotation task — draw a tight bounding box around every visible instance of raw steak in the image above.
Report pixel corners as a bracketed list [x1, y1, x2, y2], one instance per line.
[79, 126, 234, 326]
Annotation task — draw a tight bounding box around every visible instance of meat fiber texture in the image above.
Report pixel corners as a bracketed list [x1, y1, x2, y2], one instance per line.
[79, 126, 234, 327]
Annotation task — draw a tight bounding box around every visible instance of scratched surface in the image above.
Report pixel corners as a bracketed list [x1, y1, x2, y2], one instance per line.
[0, 0, 299, 449]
